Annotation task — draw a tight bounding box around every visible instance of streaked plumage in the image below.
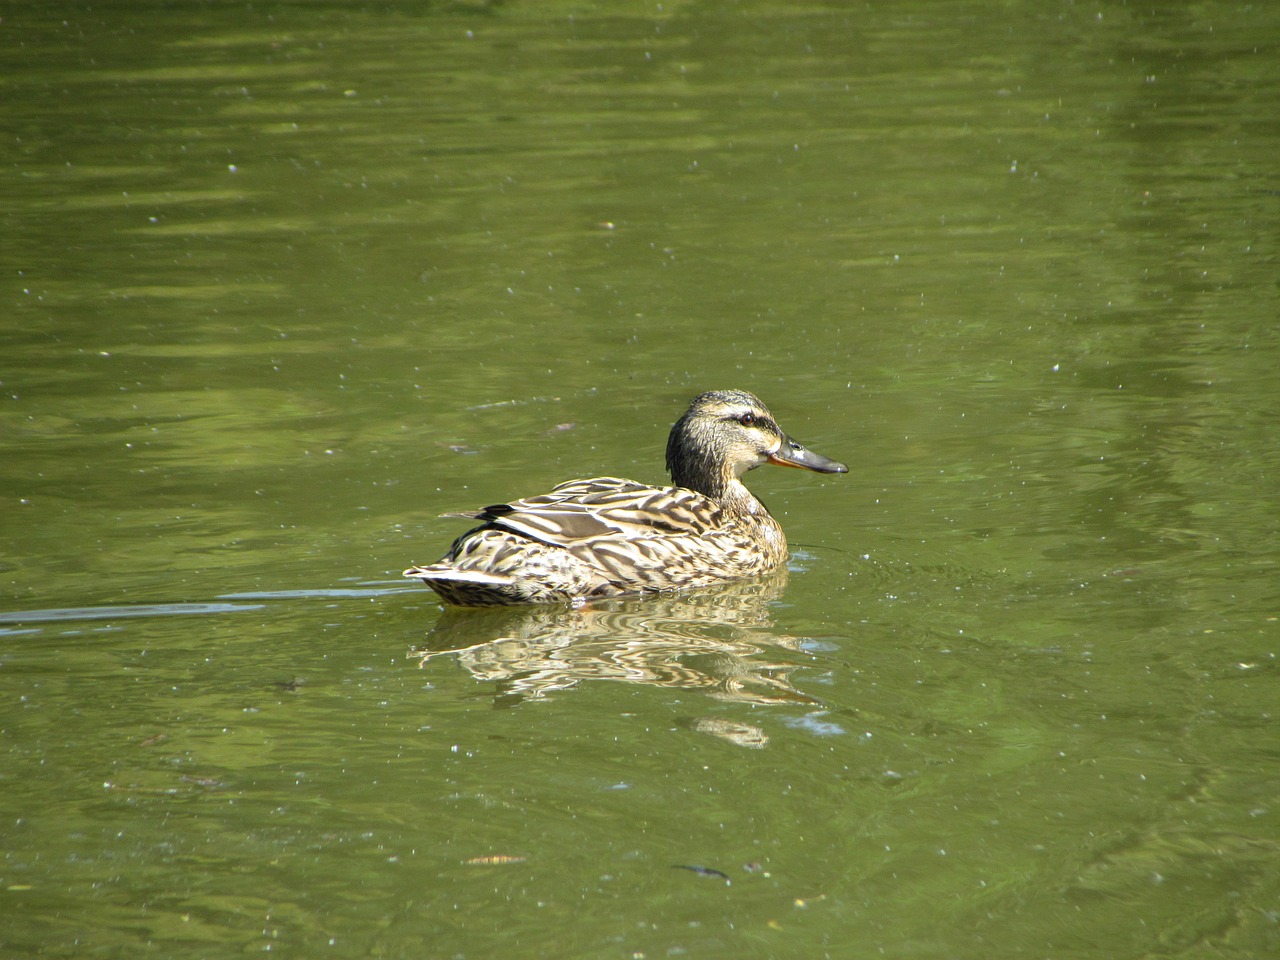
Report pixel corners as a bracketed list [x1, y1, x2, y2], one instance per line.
[404, 389, 847, 606]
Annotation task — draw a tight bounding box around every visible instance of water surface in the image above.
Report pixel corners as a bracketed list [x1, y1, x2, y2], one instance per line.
[3, 2, 1279, 957]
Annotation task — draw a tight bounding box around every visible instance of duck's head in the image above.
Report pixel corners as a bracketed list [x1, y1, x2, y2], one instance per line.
[665, 389, 848, 500]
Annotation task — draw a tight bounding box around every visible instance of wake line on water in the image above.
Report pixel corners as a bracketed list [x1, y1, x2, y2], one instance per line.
[0, 583, 418, 626]
[0, 602, 265, 624]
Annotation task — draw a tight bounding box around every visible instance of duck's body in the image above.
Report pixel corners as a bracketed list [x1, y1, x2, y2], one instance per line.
[413, 475, 785, 606]
[404, 390, 846, 606]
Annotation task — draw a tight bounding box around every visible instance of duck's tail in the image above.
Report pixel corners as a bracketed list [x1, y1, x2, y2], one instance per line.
[403, 564, 532, 606]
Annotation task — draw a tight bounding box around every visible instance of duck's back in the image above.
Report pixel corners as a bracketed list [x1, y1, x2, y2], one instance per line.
[463, 477, 724, 543]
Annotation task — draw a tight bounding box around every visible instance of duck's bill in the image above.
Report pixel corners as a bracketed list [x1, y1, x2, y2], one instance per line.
[768, 437, 849, 474]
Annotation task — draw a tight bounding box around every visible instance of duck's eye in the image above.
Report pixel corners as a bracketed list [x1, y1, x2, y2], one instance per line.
[737, 413, 757, 427]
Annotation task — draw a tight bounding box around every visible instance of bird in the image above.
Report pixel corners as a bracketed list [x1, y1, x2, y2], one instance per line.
[403, 389, 847, 606]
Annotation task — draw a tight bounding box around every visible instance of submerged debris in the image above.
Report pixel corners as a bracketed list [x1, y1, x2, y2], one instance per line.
[672, 864, 731, 884]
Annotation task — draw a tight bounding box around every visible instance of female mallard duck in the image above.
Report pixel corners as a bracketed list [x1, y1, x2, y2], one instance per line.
[404, 389, 847, 606]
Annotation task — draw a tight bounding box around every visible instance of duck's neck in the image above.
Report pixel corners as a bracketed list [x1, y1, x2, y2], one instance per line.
[673, 462, 768, 518]
[720, 477, 770, 518]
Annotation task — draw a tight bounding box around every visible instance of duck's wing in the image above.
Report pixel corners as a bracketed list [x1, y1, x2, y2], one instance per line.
[444, 477, 725, 547]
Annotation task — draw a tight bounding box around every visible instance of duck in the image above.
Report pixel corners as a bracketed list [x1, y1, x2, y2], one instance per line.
[403, 389, 847, 606]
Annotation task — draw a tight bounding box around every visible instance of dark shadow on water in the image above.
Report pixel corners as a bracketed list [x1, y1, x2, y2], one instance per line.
[409, 569, 822, 709]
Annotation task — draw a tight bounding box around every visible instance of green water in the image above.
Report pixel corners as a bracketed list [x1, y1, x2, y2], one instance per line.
[4, 1, 1279, 956]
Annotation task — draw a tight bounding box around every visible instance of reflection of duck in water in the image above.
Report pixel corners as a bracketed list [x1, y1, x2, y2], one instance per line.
[404, 389, 847, 606]
[411, 569, 820, 708]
